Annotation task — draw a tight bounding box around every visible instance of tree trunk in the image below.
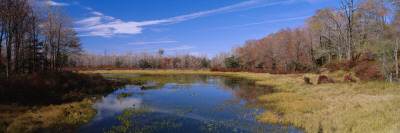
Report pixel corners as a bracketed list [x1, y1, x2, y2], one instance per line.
[14, 27, 19, 72]
[0, 26, 3, 64]
[56, 23, 61, 72]
[395, 39, 399, 81]
[6, 22, 12, 78]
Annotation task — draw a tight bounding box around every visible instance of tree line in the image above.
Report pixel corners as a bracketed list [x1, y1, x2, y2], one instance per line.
[208, 0, 400, 81]
[0, 0, 82, 78]
[68, 50, 210, 69]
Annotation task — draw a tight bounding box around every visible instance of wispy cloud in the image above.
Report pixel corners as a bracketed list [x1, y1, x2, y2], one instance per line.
[45, 0, 70, 6]
[204, 16, 311, 31]
[164, 45, 195, 51]
[91, 11, 104, 16]
[128, 41, 177, 45]
[75, 0, 292, 37]
[84, 7, 93, 10]
[76, 17, 102, 26]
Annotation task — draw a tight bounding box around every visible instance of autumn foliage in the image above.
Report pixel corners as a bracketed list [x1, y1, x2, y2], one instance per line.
[344, 74, 357, 83]
[353, 52, 383, 81]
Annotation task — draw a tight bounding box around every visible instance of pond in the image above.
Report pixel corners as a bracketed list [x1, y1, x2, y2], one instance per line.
[78, 74, 302, 133]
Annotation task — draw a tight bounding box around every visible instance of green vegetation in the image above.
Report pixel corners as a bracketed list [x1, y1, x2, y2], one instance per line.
[82, 70, 400, 133]
[224, 56, 240, 68]
[105, 74, 199, 90]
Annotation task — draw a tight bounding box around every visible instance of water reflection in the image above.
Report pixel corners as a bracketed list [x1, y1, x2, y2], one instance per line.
[79, 74, 302, 133]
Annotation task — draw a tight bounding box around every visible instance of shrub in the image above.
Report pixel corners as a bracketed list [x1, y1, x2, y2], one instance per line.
[304, 77, 312, 84]
[344, 74, 357, 83]
[210, 67, 240, 72]
[0, 71, 124, 105]
[329, 65, 341, 72]
[353, 61, 382, 81]
[345, 59, 357, 69]
[317, 75, 337, 84]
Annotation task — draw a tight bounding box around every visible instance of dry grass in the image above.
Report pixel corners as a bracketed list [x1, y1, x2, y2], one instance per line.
[0, 99, 97, 133]
[81, 70, 400, 133]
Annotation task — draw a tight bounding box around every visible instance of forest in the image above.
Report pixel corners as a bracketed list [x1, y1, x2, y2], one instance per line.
[0, 0, 81, 78]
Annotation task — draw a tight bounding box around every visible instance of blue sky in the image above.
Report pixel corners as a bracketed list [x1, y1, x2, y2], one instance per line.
[51, 0, 339, 58]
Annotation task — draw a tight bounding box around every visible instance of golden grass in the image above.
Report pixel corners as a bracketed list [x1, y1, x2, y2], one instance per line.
[81, 70, 400, 133]
[0, 99, 97, 133]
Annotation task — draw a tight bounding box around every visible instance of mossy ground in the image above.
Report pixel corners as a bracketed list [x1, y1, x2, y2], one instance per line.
[81, 70, 400, 133]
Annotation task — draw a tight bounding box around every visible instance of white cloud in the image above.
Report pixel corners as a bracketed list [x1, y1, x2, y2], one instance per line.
[45, 0, 69, 6]
[75, 0, 289, 37]
[129, 41, 177, 45]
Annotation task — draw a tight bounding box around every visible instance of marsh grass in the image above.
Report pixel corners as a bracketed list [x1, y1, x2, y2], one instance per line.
[117, 92, 135, 99]
[105, 74, 200, 90]
[0, 99, 97, 133]
[82, 70, 400, 133]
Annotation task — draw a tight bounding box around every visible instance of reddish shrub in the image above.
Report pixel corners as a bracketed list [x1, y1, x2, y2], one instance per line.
[344, 74, 357, 83]
[317, 75, 337, 84]
[210, 67, 240, 72]
[329, 65, 341, 72]
[304, 77, 312, 84]
[210, 67, 221, 72]
[344, 59, 357, 70]
[270, 69, 293, 74]
[353, 61, 382, 81]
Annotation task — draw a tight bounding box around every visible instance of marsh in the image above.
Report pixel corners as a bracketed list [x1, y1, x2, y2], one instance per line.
[79, 74, 301, 133]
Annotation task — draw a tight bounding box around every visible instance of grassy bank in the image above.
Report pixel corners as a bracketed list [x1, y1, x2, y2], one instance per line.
[81, 70, 400, 133]
[0, 99, 97, 133]
[0, 71, 125, 133]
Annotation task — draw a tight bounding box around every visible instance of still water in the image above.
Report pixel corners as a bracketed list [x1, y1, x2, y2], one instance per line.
[79, 74, 302, 133]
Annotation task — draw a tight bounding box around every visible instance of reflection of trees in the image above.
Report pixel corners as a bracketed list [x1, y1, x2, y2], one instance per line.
[126, 75, 274, 104]
[219, 77, 275, 104]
